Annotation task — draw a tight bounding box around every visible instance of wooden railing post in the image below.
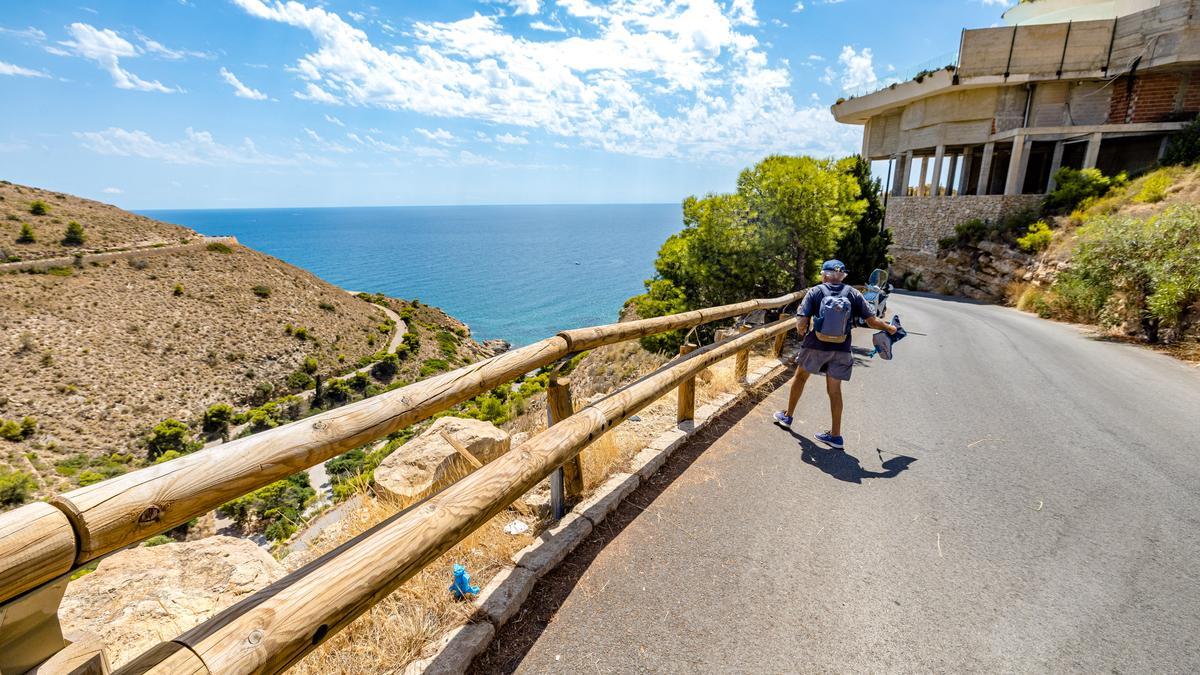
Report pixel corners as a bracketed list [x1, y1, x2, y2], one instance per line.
[773, 314, 791, 357]
[547, 375, 583, 518]
[734, 324, 752, 382]
[677, 343, 698, 423]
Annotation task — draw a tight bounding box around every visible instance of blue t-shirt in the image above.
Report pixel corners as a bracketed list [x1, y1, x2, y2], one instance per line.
[797, 283, 871, 352]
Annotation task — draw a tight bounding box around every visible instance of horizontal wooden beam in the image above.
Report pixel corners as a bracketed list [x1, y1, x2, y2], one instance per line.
[0, 291, 806, 606]
[0, 502, 77, 603]
[126, 318, 792, 674]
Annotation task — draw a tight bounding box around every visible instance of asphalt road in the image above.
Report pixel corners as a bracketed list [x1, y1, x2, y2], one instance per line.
[475, 292, 1200, 673]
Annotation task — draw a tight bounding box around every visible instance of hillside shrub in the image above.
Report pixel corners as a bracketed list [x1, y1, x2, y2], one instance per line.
[436, 330, 458, 358]
[1017, 221, 1054, 253]
[62, 221, 85, 246]
[324, 378, 353, 405]
[1042, 167, 1126, 215]
[77, 470, 104, 486]
[0, 417, 36, 442]
[202, 403, 235, 437]
[293, 327, 310, 341]
[1134, 169, 1173, 204]
[217, 472, 314, 542]
[28, 200, 49, 216]
[16, 223, 35, 244]
[205, 241, 233, 254]
[0, 469, 37, 505]
[287, 370, 315, 390]
[318, 301, 335, 311]
[1051, 205, 1200, 341]
[145, 418, 199, 461]
[1162, 116, 1200, 166]
[371, 352, 400, 381]
[173, 283, 184, 297]
[252, 285, 271, 299]
[348, 371, 371, 392]
[402, 331, 419, 354]
[419, 359, 449, 377]
[302, 355, 319, 374]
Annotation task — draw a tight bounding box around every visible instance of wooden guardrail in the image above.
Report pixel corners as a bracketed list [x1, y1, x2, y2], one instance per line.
[0, 291, 803, 674]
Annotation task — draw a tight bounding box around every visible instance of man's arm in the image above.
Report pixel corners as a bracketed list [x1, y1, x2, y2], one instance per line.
[865, 314, 897, 334]
[795, 314, 810, 336]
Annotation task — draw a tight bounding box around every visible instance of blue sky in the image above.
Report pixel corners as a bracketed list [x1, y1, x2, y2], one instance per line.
[0, 0, 1008, 208]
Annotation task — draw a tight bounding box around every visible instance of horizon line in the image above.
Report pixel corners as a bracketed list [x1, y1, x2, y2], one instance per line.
[133, 200, 681, 212]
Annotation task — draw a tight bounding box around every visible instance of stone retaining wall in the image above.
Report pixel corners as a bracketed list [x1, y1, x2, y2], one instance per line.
[885, 195, 1044, 254]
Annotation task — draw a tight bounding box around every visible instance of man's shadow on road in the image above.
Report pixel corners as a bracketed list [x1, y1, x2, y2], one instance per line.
[790, 433, 916, 484]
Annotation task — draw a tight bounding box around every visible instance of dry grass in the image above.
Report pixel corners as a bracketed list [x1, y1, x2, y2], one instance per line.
[285, 338, 788, 671]
[288, 490, 535, 674]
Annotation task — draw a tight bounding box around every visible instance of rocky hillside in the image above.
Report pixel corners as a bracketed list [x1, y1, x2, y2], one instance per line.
[0, 181, 484, 504]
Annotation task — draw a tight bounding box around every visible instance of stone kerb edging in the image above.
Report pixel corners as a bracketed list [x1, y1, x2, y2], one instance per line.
[401, 354, 793, 674]
[0, 236, 238, 273]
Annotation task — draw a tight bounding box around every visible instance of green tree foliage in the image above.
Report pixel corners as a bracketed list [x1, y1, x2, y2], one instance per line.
[202, 403, 234, 437]
[833, 155, 892, 283]
[1042, 168, 1126, 215]
[1052, 205, 1200, 342]
[28, 200, 49, 216]
[0, 417, 37, 442]
[1162, 116, 1200, 166]
[62, 221, 86, 246]
[0, 468, 37, 505]
[217, 472, 315, 542]
[1017, 221, 1054, 253]
[629, 155, 863, 352]
[145, 418, 199, 461]
[371, 352, 400, 381]
[302, 355, 319, 374]
[16, 223, 35, 244]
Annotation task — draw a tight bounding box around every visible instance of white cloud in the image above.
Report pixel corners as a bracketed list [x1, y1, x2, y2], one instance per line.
[219, 66, 268, 99]
[0, 26, 48, 43]
[59, 23, 179, 92]
[529, 20, 566, 32]
[507, 0, 541, 15]
[494, 132, 528, 145]
[837, 45, 877, 91]
[347, 10, 366, 22]
[792, 2, 805, 11]
[324, 114, 345, 126]
[75, 126, 318, 166]
[231, 0, 859, 162]
[415, 127, 455, 144]
[135, 32, 212, 60]
[979, 0, 1010, 5]
[102, 186, 122, 194]
[0, 61, 50, 78]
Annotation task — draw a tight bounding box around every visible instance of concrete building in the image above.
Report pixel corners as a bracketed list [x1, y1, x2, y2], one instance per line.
[831, 0, 1200, 271]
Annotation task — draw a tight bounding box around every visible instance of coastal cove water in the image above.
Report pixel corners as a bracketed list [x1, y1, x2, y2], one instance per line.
[141, 204, 681, 346]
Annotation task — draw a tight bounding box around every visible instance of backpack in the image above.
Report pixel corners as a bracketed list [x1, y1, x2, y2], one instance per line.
[813, 284, 853, 344]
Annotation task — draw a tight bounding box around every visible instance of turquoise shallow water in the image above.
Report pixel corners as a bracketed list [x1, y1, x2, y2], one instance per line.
[140, 204, 681, 346]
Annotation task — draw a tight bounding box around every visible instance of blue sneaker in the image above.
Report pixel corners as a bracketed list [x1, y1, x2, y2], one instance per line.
[773, 411, 793, 429]
[816, 431, 844, 449]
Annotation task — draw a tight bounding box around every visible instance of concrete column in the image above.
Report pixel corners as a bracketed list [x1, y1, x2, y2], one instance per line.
[945, 153, 959, 197]
[977, 142, 995, 195]
[889, 154, 903, 196]
[1047, 141, 1066, 192]
[1005, 135, 1031, 196]
[958, 146, 975, 195]
[901, 150, 914, 196]
[1083, 132, 1103, 169]
[917, 156, 929, 196]
[930, 145, 946, 197]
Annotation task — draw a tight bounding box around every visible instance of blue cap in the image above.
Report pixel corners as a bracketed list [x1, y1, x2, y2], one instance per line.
[821, 259, 847, 273]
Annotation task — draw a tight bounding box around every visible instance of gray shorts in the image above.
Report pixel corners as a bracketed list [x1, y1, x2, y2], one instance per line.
[795, 347, 854, 381]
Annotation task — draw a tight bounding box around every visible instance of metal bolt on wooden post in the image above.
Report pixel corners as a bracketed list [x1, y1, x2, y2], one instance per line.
[773, 314, 791, 357]
[677, 343, 698, 423]
[546, 375, 583, 517]
[734, 324, 752, 382]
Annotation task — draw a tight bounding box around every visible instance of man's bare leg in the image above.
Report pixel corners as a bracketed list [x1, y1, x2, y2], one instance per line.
[785, 367, 810, 416]
[825, 375, 843, 437]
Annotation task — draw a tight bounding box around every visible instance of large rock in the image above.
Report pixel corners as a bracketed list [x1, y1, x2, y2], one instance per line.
[375, 417, 510, 504]
[59, 536, 286, 669]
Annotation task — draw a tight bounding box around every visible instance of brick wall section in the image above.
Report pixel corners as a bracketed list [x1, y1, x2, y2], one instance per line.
[884, 195, 1044, 253]
[1108, 70, 1200, 123]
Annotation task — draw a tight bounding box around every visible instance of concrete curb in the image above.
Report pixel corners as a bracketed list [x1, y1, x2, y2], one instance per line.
[409, 353, 793, 673]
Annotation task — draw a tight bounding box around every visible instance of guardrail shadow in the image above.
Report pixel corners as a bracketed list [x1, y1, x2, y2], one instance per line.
[470, 373, 788, 674]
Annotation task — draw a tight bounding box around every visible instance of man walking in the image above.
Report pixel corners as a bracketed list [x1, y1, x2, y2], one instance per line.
[774, 260, 899, 449]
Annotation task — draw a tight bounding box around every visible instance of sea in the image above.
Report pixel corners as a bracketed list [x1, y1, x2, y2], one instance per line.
[140, 204, 682, 347]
